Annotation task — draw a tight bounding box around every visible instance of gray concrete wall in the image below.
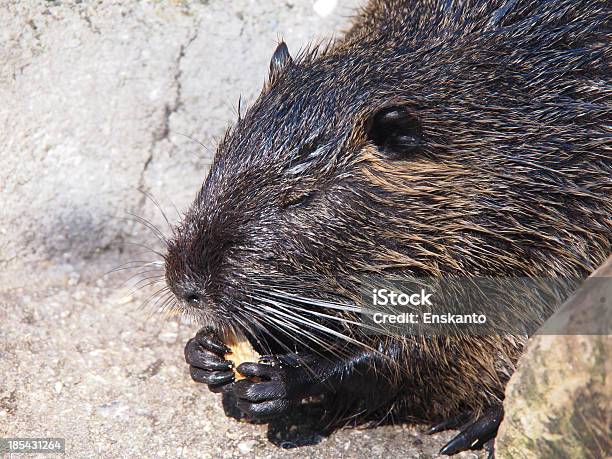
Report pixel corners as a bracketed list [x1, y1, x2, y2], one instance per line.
[0, 0, 361, 283]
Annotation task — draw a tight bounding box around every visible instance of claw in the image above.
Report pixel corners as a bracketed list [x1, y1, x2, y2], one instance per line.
[439, 406, 503, 456]
[427, 412, 471, 435]
[484, 439, 495, 459]
[185, 328, 234, 391]
[231, 354, 307, 421]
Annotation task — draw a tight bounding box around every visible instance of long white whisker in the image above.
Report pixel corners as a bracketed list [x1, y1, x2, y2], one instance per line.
[250, 295, 375, 352]
[276, 300, 389, 335]
[259, 289, 368, 314]
[243, 305, 340, 365]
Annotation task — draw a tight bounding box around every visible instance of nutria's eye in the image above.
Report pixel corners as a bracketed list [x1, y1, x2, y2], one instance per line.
[282, 192, 314, 210]
[367, 106, 423, 158]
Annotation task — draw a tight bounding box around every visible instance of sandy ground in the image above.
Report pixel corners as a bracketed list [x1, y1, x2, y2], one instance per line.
[0, 261, 483, 458]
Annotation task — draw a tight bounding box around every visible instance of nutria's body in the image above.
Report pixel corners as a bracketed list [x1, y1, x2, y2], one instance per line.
[165, 0, 611, 454]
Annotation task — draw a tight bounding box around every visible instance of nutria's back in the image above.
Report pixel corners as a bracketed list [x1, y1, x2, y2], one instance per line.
[166, 0, 611, 436]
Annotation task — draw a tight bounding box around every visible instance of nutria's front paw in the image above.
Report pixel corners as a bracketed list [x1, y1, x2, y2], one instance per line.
[184, 328, 234, 393]
[232, 356, 303, 421]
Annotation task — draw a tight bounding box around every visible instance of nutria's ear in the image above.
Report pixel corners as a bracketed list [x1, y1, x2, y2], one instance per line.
[366, 105, 422, 158]
[269, 42, 292, 81]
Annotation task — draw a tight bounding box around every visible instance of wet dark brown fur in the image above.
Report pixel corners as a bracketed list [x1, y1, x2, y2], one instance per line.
[164, 0, 611, 451]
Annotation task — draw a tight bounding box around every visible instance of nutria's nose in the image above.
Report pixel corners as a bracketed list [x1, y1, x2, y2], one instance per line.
[183, 291, 204, 305]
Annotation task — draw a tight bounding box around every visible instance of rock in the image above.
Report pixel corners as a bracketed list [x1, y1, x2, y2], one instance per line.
[496, 256, 612, 458]
[0, 0, 364, 288]
[53, 382, 63, 395]
[237, 439, 257, 454]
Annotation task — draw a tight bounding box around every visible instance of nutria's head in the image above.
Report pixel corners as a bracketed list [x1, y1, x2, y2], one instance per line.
[165, 4, 610, 349]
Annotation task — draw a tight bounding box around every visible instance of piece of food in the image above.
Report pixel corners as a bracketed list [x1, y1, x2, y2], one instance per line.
[224, 330, 260, 380]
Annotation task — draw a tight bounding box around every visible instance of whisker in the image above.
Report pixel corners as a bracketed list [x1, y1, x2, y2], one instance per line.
[136, 285, 171, 312]
[258, 308, 352, 363]
[260, 289, 367, 314]
[128, 276, 166, 292]
[233, 312, 274, 357]
[106, 259, 163, 273]
[121, 241, 167, 259]
[124, 213, 169, 246]
[246, 297, 370, 355]
[242, 305, 334, 375]
[154, 290, 177, 312]
[175, 132, 213, 154]
[277, 300, 388, 335]
[121, 269, 165, 286]
[138, 189, 176, 235]
[244, 305, 325, 350]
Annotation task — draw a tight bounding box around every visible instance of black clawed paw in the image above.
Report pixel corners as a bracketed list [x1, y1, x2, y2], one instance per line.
[439, 406, 503, 456]
[232, 358, 301, 421]
[184, 328, 234, 392]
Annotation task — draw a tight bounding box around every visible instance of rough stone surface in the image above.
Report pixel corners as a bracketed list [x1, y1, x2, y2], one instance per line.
[496, 257, 612, 459]
[0, 1, 485, 457]
[0, 0, 362, 284]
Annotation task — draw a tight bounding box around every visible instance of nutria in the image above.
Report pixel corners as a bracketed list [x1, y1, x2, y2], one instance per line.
[163, 0, 611, 455]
